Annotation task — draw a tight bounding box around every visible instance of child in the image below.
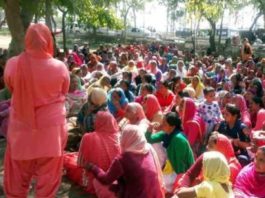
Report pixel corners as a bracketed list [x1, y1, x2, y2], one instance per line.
[198, 87, 222, 135]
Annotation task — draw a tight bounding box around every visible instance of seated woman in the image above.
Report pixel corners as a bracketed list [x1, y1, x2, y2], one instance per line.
[174, 132, 241, 192]
[155, 80, 175, 111]
[251, 96, 265, 132]
[123, 102, 149, 133]
[216, 103, 251, 166]
[187, 75, 204, 101]
[142, 94, 167, 167]
[107, 88, 128, 121]
[234, 146, 265, 198]
[178, 97, 206, 156]
[142, 94, 163, 124]
[87, 75, 111, 94]
[232, 94, 252, 128]
[77, 87, 107, 133]
[85, 124, 165, 198]
[119, 80, 135, 102]
[134, 83, 155, 104]
[176, 151, 234, 198]
[77, 111, 121, 195]
[66, 74, 87, 117]
[146, 112, 194, 175]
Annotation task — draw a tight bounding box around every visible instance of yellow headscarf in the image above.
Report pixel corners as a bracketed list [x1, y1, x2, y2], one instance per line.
[202, 151, 230, 184]
[194, 75, 204, 99]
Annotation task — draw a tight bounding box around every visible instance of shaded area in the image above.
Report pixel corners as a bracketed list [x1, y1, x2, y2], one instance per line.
[0, 124, 96, 198]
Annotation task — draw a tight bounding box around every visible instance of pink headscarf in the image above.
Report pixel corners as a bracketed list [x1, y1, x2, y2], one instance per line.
[215, 133, 241, 183]
[127, 102, 146, 122]
[144, 94, 162, 121]
[253, 109, 265, 131]
[234, 162, 265, 197]
[181, 98, 205, 145]
[233, 94, 252, 128]
[94, 110, 119, 134]
[12, 24, 53, 129]
[78, 111, 121, 193]
[215, 133, 235, 161]
[121, 124, 149, 154]
[181, 97, 197, 123]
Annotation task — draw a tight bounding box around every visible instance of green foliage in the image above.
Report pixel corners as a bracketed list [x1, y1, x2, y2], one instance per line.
[79, 7, 123, 29]
[56, 0, 123, 29]
[249, 0, 265, 10]
[186, 0, 246, 22]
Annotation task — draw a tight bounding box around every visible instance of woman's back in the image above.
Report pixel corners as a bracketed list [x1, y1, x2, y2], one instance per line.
[120, 151, 164, 198]
[195, 180, 234, 198]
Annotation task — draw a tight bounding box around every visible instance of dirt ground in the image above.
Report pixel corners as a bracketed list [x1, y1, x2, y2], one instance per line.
[0, 128, 96, 198]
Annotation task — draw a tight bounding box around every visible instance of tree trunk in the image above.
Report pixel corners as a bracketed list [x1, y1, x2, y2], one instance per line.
[263, 11, 265, 29]
[62, 11, 67, 53]
[4, 0, 40, 57]
[133, 8, 136, 28]
[218, 11, 224, 52]
[0, 17, 6, 29]
[51, 16, 57, 31]
[123, 6, 131, 41]
[249, 11, 262, 31]
[166, 5, 169, 33]
[208, 19, 216, 53]
[20, 0, 40, 30]
[45, 0, 53, 31]
[4, 0, 25, 57]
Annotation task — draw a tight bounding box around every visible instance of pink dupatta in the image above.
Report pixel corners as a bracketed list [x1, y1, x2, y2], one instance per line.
[144, 94, 162, 121]
[234, 163, 265, 197]
[234, 94, 252, 128]
[12, 24, 53, 129]
[78, 111, 121, 193]
[181, 98, 205, 147]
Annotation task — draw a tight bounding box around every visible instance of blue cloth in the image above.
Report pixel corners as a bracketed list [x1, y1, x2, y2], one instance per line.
[107, 88, 128, 115]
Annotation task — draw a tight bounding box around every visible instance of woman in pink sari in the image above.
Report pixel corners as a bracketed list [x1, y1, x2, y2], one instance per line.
[78, 111, 120, 193]
[178, 97, 206, 156]
[124, 102, 149, 133]
[232, 94, 252, 128]
[78, 111, 121, 195]
[142, 95, 167, 166]
[86, 124, 165, 198]
[4, 24, 70, 197]
[142, 94, 163, 124]
[251, 96, 265, 132]
[234, 146, 265, 198]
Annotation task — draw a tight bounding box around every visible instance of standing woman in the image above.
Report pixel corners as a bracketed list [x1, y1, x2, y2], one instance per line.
[3, 24, 70, 197]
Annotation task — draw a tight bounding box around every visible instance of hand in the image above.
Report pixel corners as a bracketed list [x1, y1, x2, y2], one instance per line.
[147, 122, 161, 132]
